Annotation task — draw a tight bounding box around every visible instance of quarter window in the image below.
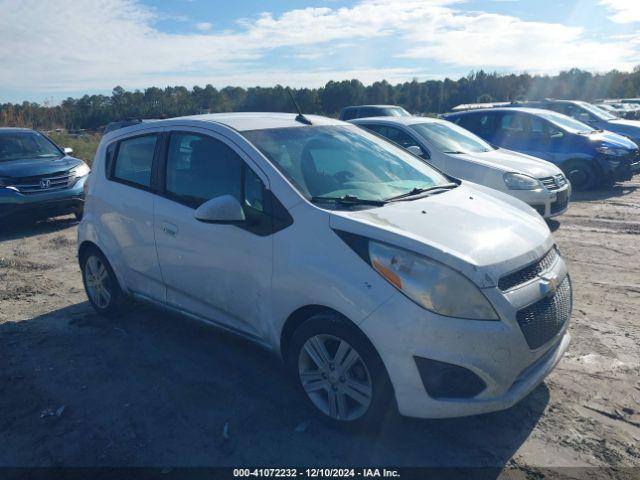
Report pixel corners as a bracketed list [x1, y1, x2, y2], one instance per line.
[112, 135, 158, 188]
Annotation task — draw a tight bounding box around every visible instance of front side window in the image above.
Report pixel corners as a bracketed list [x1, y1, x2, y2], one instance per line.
[410, 121, 494, 154]
[242, 125, 450, 202]
[499, 113, 526, 133]
[112, 135, 157, 188]
[165, 133, 243, 208]
[0, 131, 62, 162]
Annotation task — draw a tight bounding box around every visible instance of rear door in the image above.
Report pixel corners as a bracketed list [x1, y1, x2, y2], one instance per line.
[100, 131, 165, 300]
[153, 128, 276, 338]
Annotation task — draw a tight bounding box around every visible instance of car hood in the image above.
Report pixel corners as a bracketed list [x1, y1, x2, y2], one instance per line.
[606, 119, 640, 139]
[449, 148, 563, 178]
[584, 130, 639, 149]
[329, 183, 553, 288]
[0, 156, 83, 178]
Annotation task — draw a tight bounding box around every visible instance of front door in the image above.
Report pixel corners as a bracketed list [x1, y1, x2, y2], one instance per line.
[153, 130, 273, 338]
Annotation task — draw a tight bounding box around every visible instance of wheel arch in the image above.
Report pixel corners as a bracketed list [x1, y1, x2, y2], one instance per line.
[78, 240, 102, 264]
[560, 157, 605, 187]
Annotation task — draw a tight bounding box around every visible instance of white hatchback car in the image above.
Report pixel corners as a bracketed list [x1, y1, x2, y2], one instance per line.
[351, 116, 571, 218]
[78, 113, 572, 426]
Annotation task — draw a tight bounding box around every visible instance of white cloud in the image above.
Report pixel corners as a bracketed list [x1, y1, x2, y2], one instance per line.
[195, 22, 212, 31]
[0, 0, 637, 99]
[399, 10, 640, 72]
[599, 0, 640, 23]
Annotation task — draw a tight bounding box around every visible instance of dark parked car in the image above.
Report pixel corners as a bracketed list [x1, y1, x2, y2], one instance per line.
[103, 119, 143, 134]
[0, 128, 90, 224]
[443, 108, 640, 190]
[339, 105, 410, 121]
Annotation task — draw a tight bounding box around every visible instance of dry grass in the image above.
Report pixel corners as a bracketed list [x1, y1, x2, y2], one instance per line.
[0, 256, 53, 272]
[47, 133, 101, 166]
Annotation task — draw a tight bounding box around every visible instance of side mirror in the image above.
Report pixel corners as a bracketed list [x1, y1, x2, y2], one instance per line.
[63, 147, 73, 155]
[406, 145, 424, 157]
[194, 195, 245, 223]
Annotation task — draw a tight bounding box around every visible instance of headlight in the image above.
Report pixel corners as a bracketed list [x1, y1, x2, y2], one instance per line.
[368, 240, 498, 320]
[70, 163, 90, 178]
[596, 146, 630, 157]
[503, 172, 541, 190]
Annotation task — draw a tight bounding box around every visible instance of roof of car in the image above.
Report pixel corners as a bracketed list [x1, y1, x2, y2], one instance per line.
[0, 127, 35, 132]
[101, 112, 347, 141]
[351, 116, 441, 126]
[446, 107, 560, 116]
[169, 112, 345, 131]
[341, 105, 404, 110]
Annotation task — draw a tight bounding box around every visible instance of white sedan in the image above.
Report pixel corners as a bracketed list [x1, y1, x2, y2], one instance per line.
[351, 116, 571, 218]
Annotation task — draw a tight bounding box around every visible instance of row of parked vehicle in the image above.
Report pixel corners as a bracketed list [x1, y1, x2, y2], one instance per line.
[0, 96, 634, 427]
[340, 99, 640, 194]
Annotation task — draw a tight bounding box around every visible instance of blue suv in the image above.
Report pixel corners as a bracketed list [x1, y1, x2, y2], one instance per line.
[443, 108, 640, 190]
[0, 128, 90, 224]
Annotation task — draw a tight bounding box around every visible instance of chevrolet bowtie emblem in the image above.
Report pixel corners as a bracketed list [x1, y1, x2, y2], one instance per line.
[539, 273, 559, 296]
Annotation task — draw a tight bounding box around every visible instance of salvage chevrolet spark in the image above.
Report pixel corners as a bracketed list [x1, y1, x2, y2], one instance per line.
[78, 113, 572, 426]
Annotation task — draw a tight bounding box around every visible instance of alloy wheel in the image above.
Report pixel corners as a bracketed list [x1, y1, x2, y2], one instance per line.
[84, 255, 112, 309]
[298, 334, 373, 421]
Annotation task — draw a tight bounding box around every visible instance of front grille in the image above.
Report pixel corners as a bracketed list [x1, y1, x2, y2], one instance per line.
[517, 276, 572, 350]
[550, 189, 569, 214]
[12, 171, 74, 194]
[498, 247, 559, 291]
[539, 174, 567, 191]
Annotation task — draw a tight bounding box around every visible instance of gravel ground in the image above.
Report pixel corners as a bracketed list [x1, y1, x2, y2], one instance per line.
[0, 181, 639, 477]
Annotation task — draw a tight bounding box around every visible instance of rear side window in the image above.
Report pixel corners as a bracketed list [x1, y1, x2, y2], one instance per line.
[165, 133, 244, 208]
[358, 107, 381, 118]
[112, 135, 158, 188]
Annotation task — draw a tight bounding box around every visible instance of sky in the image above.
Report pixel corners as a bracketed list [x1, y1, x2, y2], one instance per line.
[1, 0, 639, 103]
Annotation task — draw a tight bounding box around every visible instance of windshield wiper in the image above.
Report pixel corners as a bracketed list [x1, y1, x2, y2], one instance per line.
[443, 150, 467, 154]
[385, 183, 457, 202]
[311, 194, 387, 206]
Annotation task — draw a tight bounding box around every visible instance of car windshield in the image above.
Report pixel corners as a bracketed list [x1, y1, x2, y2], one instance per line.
[535, 111, 595, 134]
[242, 125, 451, 203]
[0, 131, 62, 162]
[410, 121, 496, 154]
[576, 101, 618, 121]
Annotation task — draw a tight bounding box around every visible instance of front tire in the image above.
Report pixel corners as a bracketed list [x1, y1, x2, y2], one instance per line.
[563, 160, 597, 191]
[288, 313, 394, 428]
[80, 248, 125, 317]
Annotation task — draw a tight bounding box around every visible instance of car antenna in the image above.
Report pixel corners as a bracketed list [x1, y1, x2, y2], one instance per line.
[287, 88, 312, 125]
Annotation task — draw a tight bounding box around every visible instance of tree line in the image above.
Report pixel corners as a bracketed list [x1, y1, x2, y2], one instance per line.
[2, 67, 640, 131]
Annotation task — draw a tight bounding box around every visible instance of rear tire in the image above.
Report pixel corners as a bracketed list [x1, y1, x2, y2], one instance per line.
[288, 312, 395, 429]
[563, 160, 597, 191]
[80, 247, 125, 317]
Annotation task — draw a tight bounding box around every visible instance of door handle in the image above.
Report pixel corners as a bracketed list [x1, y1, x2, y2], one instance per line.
[161, 222, 178, 236]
